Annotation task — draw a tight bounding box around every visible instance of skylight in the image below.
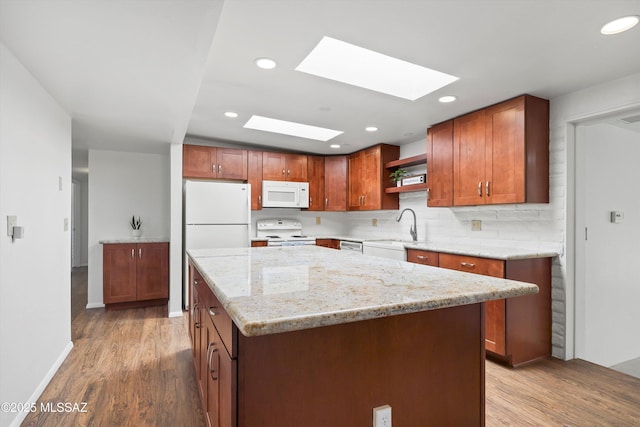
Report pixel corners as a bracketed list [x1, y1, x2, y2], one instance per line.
[295, 36, 459, 101]
[243, 115, 343, 141]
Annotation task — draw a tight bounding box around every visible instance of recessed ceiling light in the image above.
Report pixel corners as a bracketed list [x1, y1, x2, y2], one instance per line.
[296, 36, 458, 101]
[438, 95, 457, 103]
[365, 126, 378, 132]
[330, 144, 341, 149]
[224, 111, 238, 118]
[255, 57, 277, 69]
[244, 115, 343, 141]
[601, 16, 639, 35]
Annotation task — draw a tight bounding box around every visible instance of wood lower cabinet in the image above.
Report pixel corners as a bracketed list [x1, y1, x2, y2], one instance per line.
[315, 239, 340, 249]
[102, 242, 169, 306]
[348, 144, 399, 211]
[183, 145, 248, 180]
[250, 240, 268, 248]
[407, 249, 551, 367]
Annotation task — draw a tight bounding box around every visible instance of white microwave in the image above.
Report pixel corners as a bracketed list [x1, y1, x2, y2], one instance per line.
[262, 180, 309, 208]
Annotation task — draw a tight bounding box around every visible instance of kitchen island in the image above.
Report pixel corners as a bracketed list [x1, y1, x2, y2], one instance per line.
[188, 246, 538, 426]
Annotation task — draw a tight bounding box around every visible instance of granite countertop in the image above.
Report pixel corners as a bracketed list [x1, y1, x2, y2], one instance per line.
[99, 237, 170, 244]
[188, 246, 538, 337]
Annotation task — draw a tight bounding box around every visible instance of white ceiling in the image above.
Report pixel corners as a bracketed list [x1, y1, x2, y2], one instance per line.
[1, 0, 640, 178]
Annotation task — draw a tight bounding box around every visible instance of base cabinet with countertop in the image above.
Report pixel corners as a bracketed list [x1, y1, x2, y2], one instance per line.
[186, 245, 538, 426]
[408, 248, 551, 366]
[102, 242, 169, 307]
[315, 238, 340, 249]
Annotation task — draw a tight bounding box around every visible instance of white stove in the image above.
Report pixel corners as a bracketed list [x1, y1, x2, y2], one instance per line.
[256, 219, 316, 246]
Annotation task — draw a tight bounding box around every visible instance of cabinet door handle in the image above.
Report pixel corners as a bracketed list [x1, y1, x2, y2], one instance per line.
[208, 345, 219, 380]
[208, 307, 217, 316]
[287, 169, 291, 176]
[258, 195, 262, 205]
[218, 164, 222, 174]
[131, 249, 134, 258]
[485, 181, 490, 197]
[282, 168, 285, 176]
[212, 163, 216, 173]
[478, 182, 482, 196]
[417, 255, 428, 261]
[426, 188, 430, 200]
[193, 303, 200, 328]
[139, 248, 142, 259]
[460, 262, 476, 268]
[309, 197, 312, 206]
[325, 197, 328, 207]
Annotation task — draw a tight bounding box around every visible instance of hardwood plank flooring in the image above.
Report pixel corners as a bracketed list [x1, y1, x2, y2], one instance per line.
[21, 267, 204, 427]
[21, 268, 640, 426]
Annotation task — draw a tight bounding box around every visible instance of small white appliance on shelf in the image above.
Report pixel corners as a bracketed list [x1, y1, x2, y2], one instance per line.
[262, 180, 309, 208]
[256, 219, 316, 246]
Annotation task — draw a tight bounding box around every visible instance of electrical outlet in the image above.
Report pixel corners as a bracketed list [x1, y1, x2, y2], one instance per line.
[316, 216, 321, 225]
[372, 218, 378, 227]
[373, 405, 392, 427]
[471, 220, 482, 231]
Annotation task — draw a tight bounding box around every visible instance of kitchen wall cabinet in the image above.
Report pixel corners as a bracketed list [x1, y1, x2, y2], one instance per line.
[262, 151, 308, 182]
[247, 150, 263, 210]
[407, 248, 551, 367]
[324, 156, 348, 211]
[452, 95, 549, 206]
[348, 144, 399, 211]
[426, 120, 454, 206]
[103, 242, 169, 306]
[306, 156, 325, 211]
[315, 238, 340, 249]
[183, 145, 248, 181]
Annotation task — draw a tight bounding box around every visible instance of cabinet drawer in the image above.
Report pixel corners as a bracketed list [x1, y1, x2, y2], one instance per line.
[438, 253, 504, 278]
[207, 290, 237, 358]
[406, 249, 439, 266]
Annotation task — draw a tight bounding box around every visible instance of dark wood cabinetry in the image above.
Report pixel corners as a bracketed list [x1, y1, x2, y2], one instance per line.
[250, 240, 268, 248]
[315, 238, 340, 249]
[324, 156, 348, 211]
[348, 144, 399, 211]
[452, 95, 549, 206]
[183, 145, 248, 180]
[426, 120, 454, 206]
[103, 242, 169, 307]
[407, 248, 551, 366]
[262, 152, 308, 182]
[247, 150, 263, 210]
[306, 156, 325, 211]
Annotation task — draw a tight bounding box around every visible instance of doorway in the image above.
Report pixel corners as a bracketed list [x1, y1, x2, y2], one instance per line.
[574, 110, 640, 378]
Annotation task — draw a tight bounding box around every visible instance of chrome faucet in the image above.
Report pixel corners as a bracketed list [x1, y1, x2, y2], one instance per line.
[396, 208, 417, 241]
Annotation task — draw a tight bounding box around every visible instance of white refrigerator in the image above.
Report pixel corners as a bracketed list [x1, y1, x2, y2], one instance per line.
[183, 180, 251, 308]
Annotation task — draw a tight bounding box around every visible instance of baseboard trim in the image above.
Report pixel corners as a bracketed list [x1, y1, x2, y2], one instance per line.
[9, 341, 74, 427]
[168, 310, 184, 318]
[86, 302, 105, 309]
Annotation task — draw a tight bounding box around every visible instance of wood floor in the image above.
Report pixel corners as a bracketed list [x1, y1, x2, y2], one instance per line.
[22, 267, 640, 426]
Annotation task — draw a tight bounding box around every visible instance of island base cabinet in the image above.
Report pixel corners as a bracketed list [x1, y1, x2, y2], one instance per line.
[236, 304, 485, 427]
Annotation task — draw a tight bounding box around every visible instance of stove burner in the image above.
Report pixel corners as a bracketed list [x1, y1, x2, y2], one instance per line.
[265, 235, 281, 238]
[291, 235, 308, 238]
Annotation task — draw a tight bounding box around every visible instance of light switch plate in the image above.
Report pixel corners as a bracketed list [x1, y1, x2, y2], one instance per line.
[316, 216, 321, 225]
[471, 220, 482, 231]
[372, 218, 378, 227]
[7, 216, 17, 237]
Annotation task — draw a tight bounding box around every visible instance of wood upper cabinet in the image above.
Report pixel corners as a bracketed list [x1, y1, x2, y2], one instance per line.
[247, 150, 263, 210]
[348, 144, 399, 211]
[183, 145, 248, 180]
[426, 120, 454, 207]
[452, 95, 549, 206]
[324, 156, 347, 211]
[103, 242, 169, 305]
[262, 151, 307, 182]
[306, 156, 325, 211]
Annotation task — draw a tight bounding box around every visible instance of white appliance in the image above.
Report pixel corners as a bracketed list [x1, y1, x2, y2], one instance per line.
[262, 180, 309, 208]
[183, 180, 251, 308]
[362, 241, 407, 261]
[256, 219, 316, 246]
[339, 240, 363, 253]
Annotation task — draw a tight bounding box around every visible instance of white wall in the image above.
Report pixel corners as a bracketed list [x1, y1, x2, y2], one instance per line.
[577, 123, 640, 366]
[87, 150, 170, 308]
[0, 43, 72, 427]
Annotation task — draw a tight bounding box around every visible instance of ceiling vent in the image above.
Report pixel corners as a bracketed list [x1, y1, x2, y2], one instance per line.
[620, 114, 640, 124]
